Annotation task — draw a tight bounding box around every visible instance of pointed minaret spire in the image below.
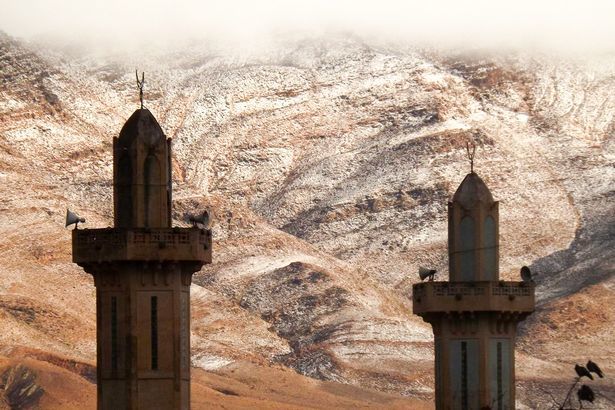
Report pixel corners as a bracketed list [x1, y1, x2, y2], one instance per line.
[113, 108, 172, 229]
[448, 170, 498, 281]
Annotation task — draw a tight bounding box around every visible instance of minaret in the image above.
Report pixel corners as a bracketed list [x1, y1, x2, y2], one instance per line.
[413, 167, 534, 409]
[72, 107, 212, 409]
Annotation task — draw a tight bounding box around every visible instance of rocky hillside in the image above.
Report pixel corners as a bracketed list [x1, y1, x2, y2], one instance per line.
[0, 30, 614, 408]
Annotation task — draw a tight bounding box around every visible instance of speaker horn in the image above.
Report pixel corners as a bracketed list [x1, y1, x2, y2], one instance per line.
[65, 209, 85, 229]
[520, 266, 532, 283]
[419, 266, 437, 281]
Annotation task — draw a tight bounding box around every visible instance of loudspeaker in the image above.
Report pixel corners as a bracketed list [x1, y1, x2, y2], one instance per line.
[418, 266, 436, 281]
[65, 209, 85, 229]
[520, 266, 532, 283]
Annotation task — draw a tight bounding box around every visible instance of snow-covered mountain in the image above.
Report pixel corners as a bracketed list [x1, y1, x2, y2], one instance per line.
[0, 30, 613, 408]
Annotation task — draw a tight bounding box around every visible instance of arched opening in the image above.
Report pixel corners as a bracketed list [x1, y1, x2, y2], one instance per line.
[484, 216, 497, 280]
[166, 140, 172, 227]
[117, 154, 133, 227]
[450, 339, 480, 409]
[459, 217, 475, 281]
[490, 339, 511, 410]
[144, 154, 161, 227]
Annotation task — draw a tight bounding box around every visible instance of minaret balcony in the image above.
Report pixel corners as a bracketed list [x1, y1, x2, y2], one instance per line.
[412, 281, 535, 315]
[72, 227, 212, 265]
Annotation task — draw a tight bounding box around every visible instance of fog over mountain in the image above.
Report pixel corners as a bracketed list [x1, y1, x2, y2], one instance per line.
[2, 0, 615, 53]
[0, 3, 614, 408]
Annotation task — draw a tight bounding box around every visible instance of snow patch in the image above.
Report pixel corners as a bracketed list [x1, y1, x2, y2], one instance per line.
[217, 253, 323, 281]
[192, 354, 233, 371]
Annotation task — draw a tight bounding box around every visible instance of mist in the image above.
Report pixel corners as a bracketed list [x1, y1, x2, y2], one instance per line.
[1, 0, 615, 54]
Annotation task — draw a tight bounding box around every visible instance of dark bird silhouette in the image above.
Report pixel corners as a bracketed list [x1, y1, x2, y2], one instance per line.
[587, 360, 604, 378]
[575, 364, 594, 380]
[577, 384, 595, 403]
[186, 210, 211, 229]
[520, 266, 532, 283]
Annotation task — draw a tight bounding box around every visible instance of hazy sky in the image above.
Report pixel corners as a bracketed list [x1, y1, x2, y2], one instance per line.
[1, 0, 614, 53]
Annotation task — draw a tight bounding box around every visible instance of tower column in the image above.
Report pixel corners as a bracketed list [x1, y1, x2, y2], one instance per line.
[413, 171, 534, 410]
[72, 109, 212, 409]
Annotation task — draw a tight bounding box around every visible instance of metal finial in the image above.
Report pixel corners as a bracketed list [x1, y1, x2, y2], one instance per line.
[136, 70, 145, 109]
[466, 141, 476, 173]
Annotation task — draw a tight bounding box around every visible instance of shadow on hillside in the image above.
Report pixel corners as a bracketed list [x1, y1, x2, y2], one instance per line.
[530, 195, 615, 306]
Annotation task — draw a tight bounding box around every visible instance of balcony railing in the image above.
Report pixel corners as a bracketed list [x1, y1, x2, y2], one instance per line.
[412, 281, 535, 315]
[72, 227, 212, 264]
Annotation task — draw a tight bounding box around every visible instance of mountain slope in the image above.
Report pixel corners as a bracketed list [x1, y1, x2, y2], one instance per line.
[0, 31, 614, 407]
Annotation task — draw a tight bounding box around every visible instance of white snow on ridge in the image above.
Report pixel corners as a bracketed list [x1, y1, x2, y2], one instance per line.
[192, 354, 233, 371]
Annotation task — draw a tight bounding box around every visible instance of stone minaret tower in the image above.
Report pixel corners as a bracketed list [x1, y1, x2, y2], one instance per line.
[72, 108, 212, 409]
[413, 171, 534, 410]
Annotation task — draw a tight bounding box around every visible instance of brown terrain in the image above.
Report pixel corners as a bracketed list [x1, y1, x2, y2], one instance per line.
[0, 30, 614, 408]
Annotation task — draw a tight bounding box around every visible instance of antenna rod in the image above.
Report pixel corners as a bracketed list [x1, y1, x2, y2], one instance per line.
[136, 70, 145, 109]
[466, 141, 476, 173]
